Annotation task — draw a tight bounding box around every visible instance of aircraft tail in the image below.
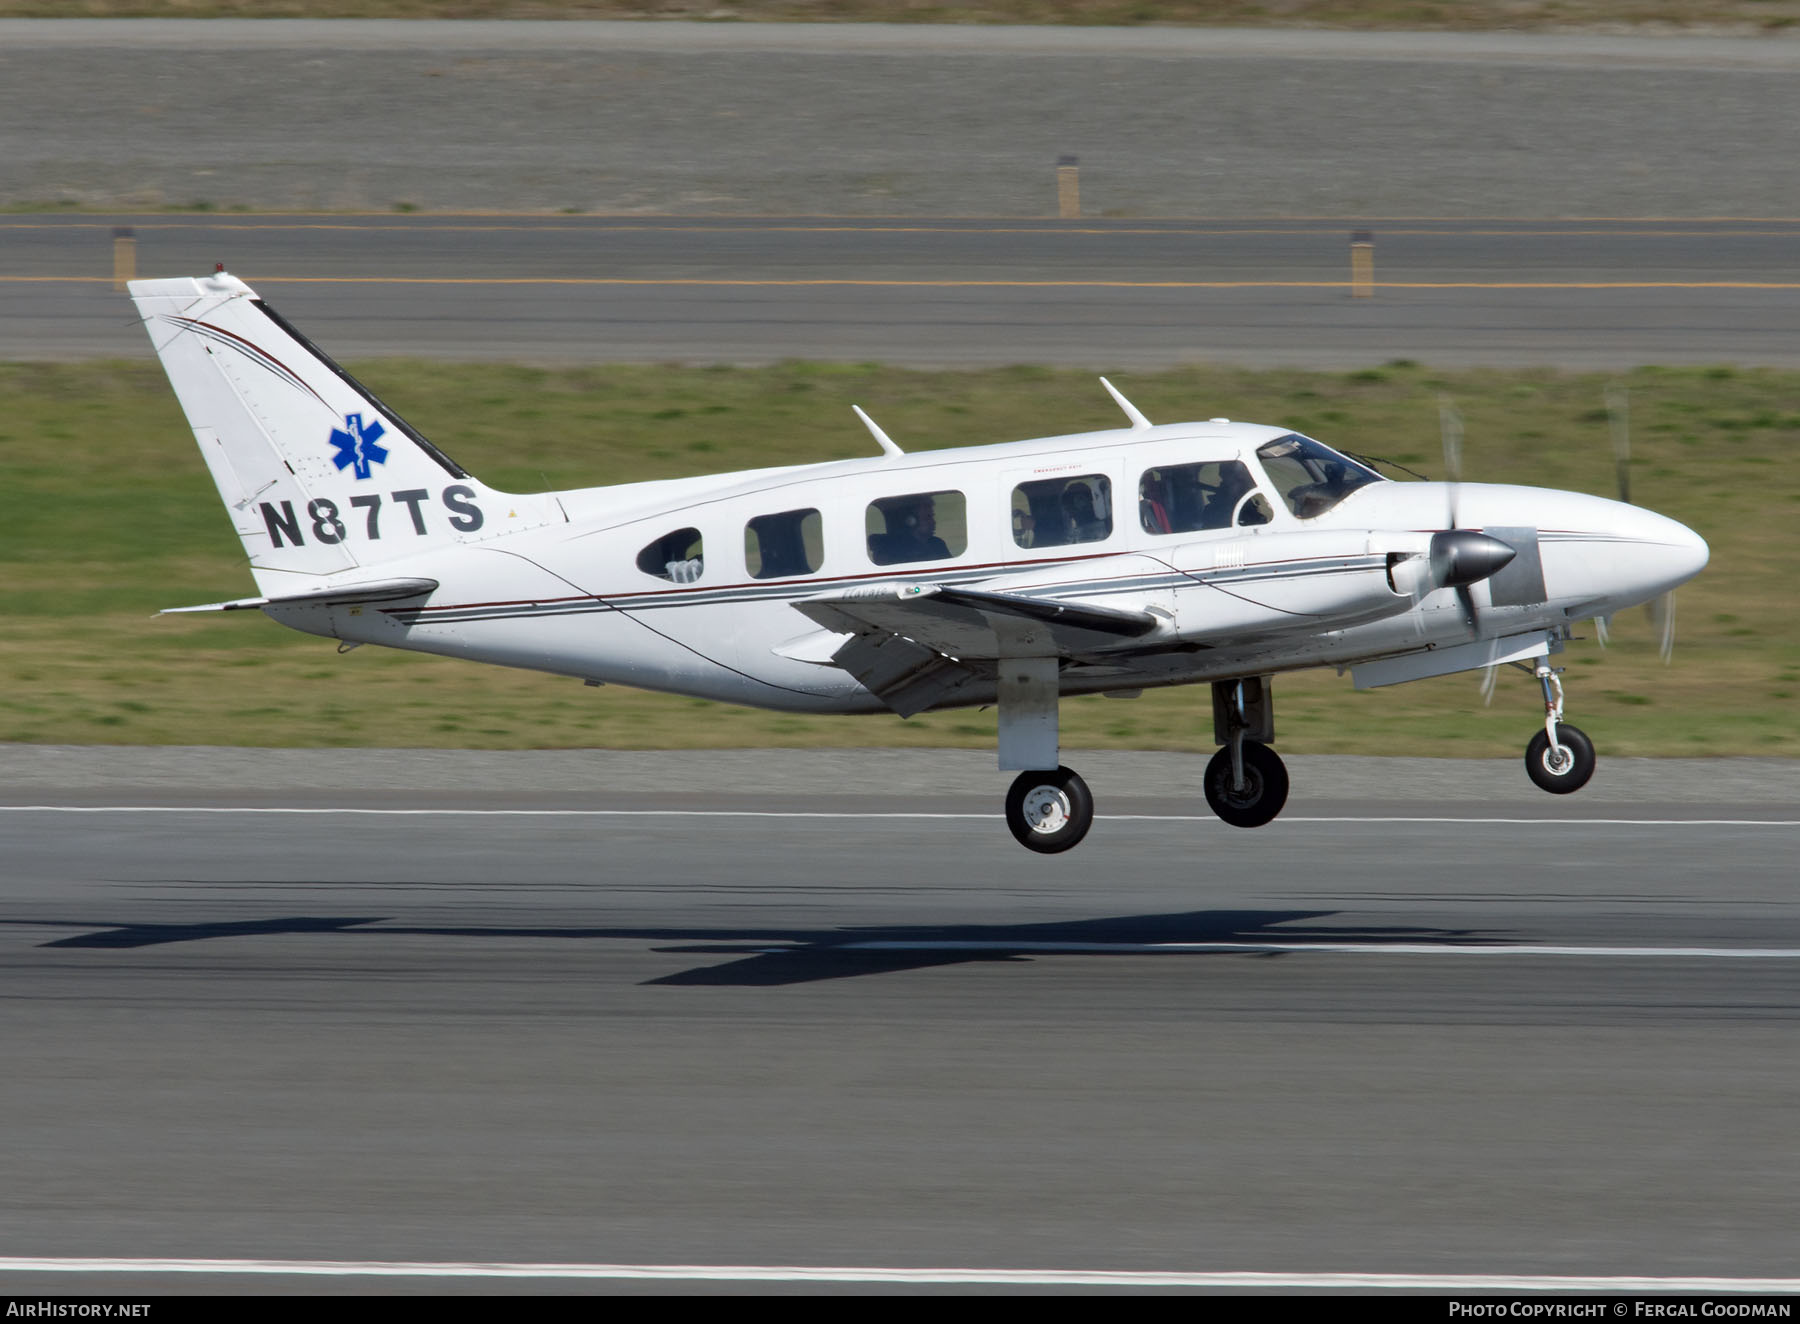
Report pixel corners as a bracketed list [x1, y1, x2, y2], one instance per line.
[130, 271, 553, 596]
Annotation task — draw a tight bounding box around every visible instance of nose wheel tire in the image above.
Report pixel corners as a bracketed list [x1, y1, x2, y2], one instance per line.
[1004, 766, 1094, 854]
[1525, 724, 1596, 794]
[1203, 740, 1290, 828]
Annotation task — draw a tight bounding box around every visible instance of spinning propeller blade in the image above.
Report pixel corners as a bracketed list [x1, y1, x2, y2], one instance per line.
[1479, 663, 1501, 706]
[1607, 384, 1631, 506]
[1438, 394, 1480, 632]
[1650, 589, 1677, 664]
[1607, 385, 1679, 665]
[1439, 393, 1464, 529]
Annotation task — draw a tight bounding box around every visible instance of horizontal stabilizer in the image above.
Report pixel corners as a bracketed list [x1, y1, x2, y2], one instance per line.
[162, 577, 439, 615]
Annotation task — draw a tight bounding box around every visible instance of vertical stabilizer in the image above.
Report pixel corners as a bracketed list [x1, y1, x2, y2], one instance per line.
[129, 271, 555, 596]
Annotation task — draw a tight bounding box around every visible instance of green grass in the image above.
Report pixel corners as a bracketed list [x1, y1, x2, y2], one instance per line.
[1, 359, 1795, 756]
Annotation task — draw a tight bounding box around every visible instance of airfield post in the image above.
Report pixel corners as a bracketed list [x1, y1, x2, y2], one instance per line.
[112, 226, 136, 292]
[1350, 229, 1374, 298]
[1057, 155, 1080, 219]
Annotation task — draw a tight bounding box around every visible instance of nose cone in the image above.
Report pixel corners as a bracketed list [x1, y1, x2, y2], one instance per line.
[1670, 517, 1709, 586]
[1624, 502, 1709, 597]
[1551, 495, 1708, 612]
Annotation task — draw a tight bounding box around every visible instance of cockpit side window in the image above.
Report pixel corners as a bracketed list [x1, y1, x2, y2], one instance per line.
[1256, 433, 1383, 519]
[1011, 474, 1112, 549]
[636, 527, 704, 583]
[745, 508, 824, 580]
[1138, 461, 1269, 534]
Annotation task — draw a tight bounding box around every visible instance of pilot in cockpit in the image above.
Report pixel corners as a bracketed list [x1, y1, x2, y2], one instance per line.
[1205, 465, 1258, 528]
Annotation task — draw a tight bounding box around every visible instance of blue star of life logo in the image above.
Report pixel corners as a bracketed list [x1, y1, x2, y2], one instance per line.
[328, 412, 389, 480]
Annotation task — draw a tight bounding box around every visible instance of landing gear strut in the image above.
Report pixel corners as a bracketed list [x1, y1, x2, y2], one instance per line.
[1203, 675, 1289, 828]
[1523, 659, 1595, 793]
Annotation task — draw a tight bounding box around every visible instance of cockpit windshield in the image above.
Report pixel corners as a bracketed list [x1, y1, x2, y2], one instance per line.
[1255, 434, 1383, 519]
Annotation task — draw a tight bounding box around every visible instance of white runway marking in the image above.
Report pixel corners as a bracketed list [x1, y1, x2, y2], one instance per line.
[839, 940, 1800, 959]
[3, 806, 1796, 827]
[1, 1258, 1798, 1291]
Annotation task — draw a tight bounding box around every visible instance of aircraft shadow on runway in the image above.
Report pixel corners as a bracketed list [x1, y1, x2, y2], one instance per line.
[7, 908, 1500, 985]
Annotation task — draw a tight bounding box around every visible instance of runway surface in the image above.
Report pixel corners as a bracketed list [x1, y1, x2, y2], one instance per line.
[16, 213, 1800, 366]
[3, 749, 1798, 1292]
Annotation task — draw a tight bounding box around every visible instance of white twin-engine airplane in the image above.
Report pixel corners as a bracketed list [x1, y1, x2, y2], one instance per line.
[132, 271, 1708, 853]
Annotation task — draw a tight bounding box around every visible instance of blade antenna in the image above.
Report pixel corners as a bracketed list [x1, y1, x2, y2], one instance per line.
[852, 405, 904, 458]
[1100, 377, 1152, 430]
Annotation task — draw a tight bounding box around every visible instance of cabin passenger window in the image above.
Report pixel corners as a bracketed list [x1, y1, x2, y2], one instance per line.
[1139, 461, 1268, 533]
[1010, 475, 1112, 549]
[745, 508, 824, 580]
[866, 491, 965, 565]
[635, 527, 705, 583]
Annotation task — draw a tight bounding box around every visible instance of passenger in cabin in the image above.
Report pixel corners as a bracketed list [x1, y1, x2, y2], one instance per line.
[869, 495, 951, 565]
[1061, 483, 1108, 543]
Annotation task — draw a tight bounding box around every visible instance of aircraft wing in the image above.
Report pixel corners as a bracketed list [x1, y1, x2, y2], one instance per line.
[161, 577, 439, 614]
[795, 582, 1160, 655]
[790, 582, 1165, 717]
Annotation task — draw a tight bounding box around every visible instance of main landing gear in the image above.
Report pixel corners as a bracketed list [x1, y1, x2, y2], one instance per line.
[1204, 674, 1289, 828]
[1005, 765, 1094, 853]
[1523, 659, 1596, 794]
[1204, 739, 1289, 828]
[996, 669, 1292, 853]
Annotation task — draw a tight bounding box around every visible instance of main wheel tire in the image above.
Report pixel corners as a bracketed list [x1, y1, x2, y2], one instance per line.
[1004, 766, 1095, 854]
[1203, 741, 1290, 828]
[1525, 723, 1596, 794]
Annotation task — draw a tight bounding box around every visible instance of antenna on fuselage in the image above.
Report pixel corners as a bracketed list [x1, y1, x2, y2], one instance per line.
[1099, 377, 1152, 430]
[852, 405, 904, 457]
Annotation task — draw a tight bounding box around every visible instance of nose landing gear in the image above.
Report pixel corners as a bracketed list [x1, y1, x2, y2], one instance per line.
[1524, 660, 1596, 793]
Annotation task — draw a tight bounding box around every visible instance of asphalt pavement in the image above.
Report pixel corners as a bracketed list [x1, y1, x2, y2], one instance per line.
[14, 214, 1800, 365]
[6, 21, 1800, 217]
[1, 751, 1797, 1291]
